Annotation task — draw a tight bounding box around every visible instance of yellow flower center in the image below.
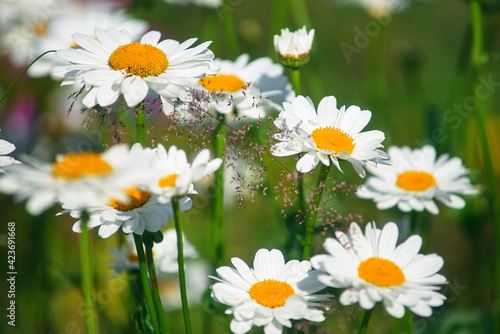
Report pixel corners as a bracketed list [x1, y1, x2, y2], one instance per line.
[311, 126, 356, 155]
[249, 279, 295, 308]
[199, 74, 247, 93]
[52, 152, 113, 179]
[108, 42, 169, 78]
[358, 257, 405, 287]
[158, 174, 178, 188]
[108, 186, 152, 212]
[395, 171, 437, 192]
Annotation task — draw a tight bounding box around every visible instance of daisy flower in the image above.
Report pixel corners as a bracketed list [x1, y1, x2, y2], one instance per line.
[0, 144, 145, 215]
[0, 137, 20, 173]
[274, 26, 315, 68]
[311, 222, 447, 318]
[335, 0, 407, 18]
[52, 28, 215, 108]
[357, 145, 477, 214]
[0, 0, 67, 66]
[110, 230, 210, 310]
[163, 0, 223, 8]
[64, 192, 191, 238]
[26, 3, 148, 78]
[211, 248, 329, 334]
[109, 229, 198, 274]
[144, 145, 222, 203]
[183, 53, 294, 119]
[59, 145, 192, 238]
[271, 95, 389, 176]
[159, 260, 211, 310]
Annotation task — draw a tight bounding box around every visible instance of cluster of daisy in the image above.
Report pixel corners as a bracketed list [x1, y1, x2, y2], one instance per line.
[211, 221, 447, 333]
[0, 6, 481, 332]
[206, 26, 477, 334]
[0, 143, 221, 238]
[270, 93, 477, 215]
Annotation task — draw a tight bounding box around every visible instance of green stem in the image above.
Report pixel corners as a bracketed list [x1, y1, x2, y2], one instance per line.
[302, 164, 330, 259]
[298, 172, 306, 224]
[359, 308, 373, 334]
[290, 68, 301, 96]
[409, 211, 418, 236]
[221, 0, 240, 56]
[211, 116, 226, 267]
[202, 8, 219, 56]
[136, 106, 146, 146]
[145, 244, 169, 334]
[173, 199, 193, 334]
[470, 2, 500, 332]
[391, 317, 400, 334]
[405, 312, 414, 334]
[367, 23, 388, 132]
[0, 50, 55, 105]
[289, 0, 311, 27]
[271, 0, 287, 36]
[80, 212, 99, 334]
[133, 234, 160, 334]
[471, 1, 483, 66]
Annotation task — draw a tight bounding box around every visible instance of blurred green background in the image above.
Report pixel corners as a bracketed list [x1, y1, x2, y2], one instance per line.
[1, 0, 500, 333]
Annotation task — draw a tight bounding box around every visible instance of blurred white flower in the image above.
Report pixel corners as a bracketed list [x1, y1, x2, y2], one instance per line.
[109, 229, 198, 274]
[336, 0, 407, 18]
[109, 229, 210, 310]
[59, 144, 190, 238]
[0, 144, 146, 215]
[27, 3, 148, 78]
[144, 145, 222, 203]
[163, 0, 223, 8]
[0, 137, 20, 173]
[175, 54, 294, 120]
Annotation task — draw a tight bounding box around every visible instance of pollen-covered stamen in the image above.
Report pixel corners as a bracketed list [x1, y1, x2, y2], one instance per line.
[108, 42, 169, 78]
[199, 74, 247, 93]
[311, 126, 356, 155]
[396, 171, 437, 192]
[358, 257, 405, 287]
[108, 186, 152, 211]
[158, 174, 178, 188]
[52, 152, 113, 179]
[249, 279, 295, 308]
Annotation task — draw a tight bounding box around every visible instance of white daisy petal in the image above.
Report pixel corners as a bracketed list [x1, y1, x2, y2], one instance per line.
[296, 152, 318, 173]
[357, 144, 476, 214]
[140, 30, 161, 45]
[211, 248, 328, 333]
[54, 28, 215, 108]
[378, 222, 399, 259]
[312, 222, 446, 319]
[383, 298, 406, 318]
[272, 95, 386, 175]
